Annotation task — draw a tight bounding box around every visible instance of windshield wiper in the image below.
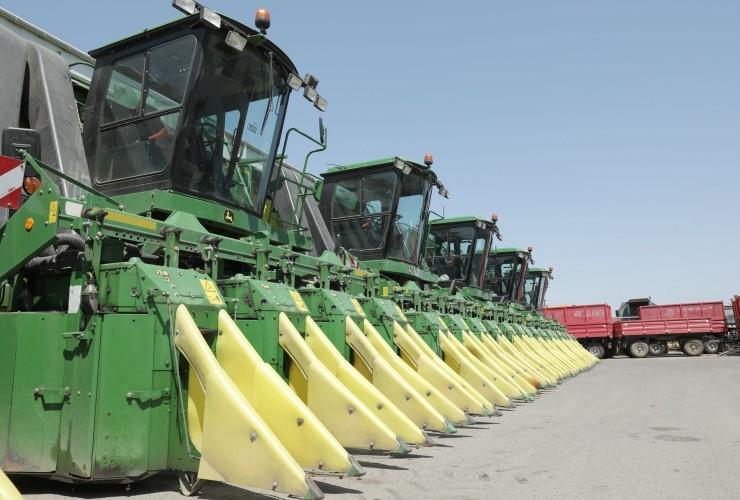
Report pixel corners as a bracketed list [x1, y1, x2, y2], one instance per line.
[225, 113, 248, 188]
[260, 51, 274, 135]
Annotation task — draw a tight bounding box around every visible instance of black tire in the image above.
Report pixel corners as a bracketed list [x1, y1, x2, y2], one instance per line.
[587, 343, 606, 359]
[704, 340, 719, 354]
[179, 471, 205, 496]
[648, 342, 666, 356]
[603, 347, 616, 359]
[629, 341, 649, 358]
[682, 339, 704, 356]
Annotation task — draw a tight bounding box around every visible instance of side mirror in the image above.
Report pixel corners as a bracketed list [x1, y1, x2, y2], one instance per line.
[2, 128, 41, 160]
[319, 117, 326, 146]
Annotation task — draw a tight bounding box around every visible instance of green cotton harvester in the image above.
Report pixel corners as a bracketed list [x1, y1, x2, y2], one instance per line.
[0, 3, 597, 499]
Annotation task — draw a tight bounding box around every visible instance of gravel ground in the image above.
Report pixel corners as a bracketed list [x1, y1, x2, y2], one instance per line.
[14, 354, 740, 500]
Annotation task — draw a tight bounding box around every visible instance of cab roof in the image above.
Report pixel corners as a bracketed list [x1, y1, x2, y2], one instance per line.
[529, 267, 552, 275]
[89, 13, 297, 74]
[325, 156, 420, 174]
[491, 246, 528, 254]
[322, 156, 441, 187]
[429, 216, 480, 225]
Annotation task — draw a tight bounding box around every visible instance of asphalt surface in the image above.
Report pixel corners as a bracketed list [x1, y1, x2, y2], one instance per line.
[15, 354, 740, 500]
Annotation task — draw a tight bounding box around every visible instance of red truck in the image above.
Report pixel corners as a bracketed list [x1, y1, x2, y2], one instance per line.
[614, 298, 726, 357]
[544, 298, 729, 359]
[543, 304, 614, 359]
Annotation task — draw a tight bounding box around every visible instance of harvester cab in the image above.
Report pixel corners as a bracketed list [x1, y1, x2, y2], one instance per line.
[425, 215, 499, 299]
[485, 246, 532, 304]
[78, 7, 327, 245]
[523, 266, 554, 311]
[318, 156, 447, 282]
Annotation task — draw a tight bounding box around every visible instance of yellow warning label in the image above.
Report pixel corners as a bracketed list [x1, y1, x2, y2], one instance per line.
[48, 201, 58, 224]
[200, 279, 223, 305]
[289, 290, 309, 312]
[395, 305, 408, 321]
[106, 211, 157, 230]
[382, 286, 389, 297]
[351, 298, 366, 317]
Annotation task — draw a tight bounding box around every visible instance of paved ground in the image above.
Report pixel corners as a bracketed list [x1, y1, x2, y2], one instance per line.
[15, 354, 740, 500]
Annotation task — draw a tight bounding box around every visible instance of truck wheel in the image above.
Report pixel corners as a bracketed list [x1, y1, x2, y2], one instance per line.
[603, 347, 616, 359]
[703, 340, 719, 354]
[682, 339, 704, 356]
[648, 343, 666, 356]
[179, 471, 205, 496]
[629, 341, 649, 358]
[588, 344, 605, 359]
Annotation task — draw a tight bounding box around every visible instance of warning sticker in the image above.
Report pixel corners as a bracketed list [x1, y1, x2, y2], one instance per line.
[351, 298, 366, 318]
[382, 286, 389, 297]
[48, 200, 58, 224]
[289, 290, 309, 312]
[200, 279, 223, 305]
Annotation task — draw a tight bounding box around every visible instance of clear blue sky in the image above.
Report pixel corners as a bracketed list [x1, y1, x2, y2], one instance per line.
[5, 0, 739, 309]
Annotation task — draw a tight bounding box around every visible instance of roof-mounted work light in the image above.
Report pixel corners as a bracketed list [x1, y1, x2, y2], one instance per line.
[394, 158, 413, 175]
[225, 30, 248, 51]
[173, 0, 197, 15]
[303, 74, 319, 101]
[314, 95, 328, 112]
[200, 7, 222, 28]
[287, 73, 304, 90]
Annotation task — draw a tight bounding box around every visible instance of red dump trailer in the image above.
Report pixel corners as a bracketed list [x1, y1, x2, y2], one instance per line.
[542, 304, 614, 359]
[614, 299, 726, 358]
[730, 296, 739, 335]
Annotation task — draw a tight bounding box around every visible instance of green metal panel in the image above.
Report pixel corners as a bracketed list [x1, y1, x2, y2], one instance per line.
[2, 313, 73, 473]
[57, 318, 102, 478]
[93, 314, 169, 478]
[0, 318, 17, 463]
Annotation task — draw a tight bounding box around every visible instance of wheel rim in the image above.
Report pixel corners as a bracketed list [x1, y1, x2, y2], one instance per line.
[179, 471, 204, 497]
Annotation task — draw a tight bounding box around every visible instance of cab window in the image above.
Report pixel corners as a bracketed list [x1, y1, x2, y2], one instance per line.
[97, 35, 196, 183]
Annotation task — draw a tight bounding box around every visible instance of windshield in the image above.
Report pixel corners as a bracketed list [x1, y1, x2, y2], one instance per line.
[330, 171, 397, 252]
[427, 224, 487, 283]
[524, 275, 542, 308]
[484, 254, 520, 300]
[174, 34, 288, 215]
[539, 276, 549, 308]
[386, 172, 430, 263]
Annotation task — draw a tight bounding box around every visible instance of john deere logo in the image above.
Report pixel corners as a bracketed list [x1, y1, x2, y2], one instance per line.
[224, 209, 234, 224]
